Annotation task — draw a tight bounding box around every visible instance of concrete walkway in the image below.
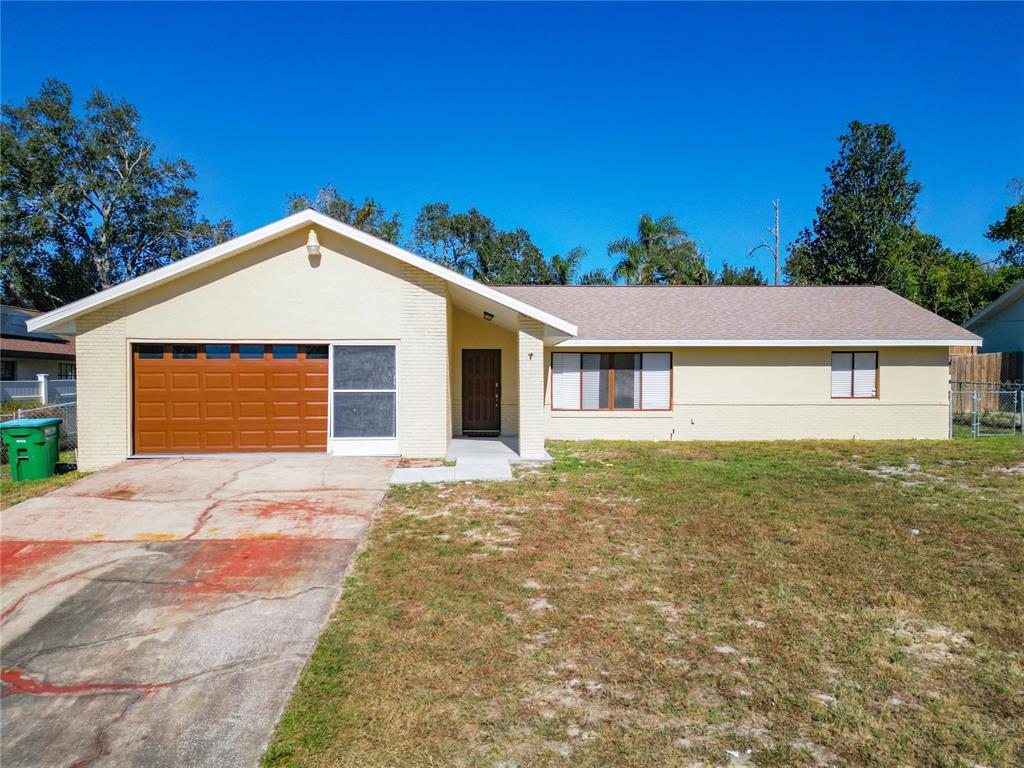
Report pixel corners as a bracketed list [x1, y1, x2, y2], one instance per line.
[389, 437, 549, 484]
[1, 454, 395, 768]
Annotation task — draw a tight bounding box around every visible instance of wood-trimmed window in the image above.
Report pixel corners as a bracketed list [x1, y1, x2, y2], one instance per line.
[57, 363, 75, 379]
[0, 360, 15, 381]
[831, 351, 878, 399]
[551, 352, 672, 411]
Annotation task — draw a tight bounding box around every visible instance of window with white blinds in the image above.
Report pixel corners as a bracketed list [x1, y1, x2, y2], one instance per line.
[831, 351, 878, 398]
[551, 352, 672, 411]
[552, 352, 581, 410]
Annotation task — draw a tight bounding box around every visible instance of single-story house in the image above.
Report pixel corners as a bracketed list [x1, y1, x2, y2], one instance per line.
[1, 305, 77, 382]
[963, 279, 1023, 354]
[27, 210, 981, 471]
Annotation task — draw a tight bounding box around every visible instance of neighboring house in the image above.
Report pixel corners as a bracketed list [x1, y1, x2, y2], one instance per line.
[1, 305, 77, 384]
[963, 279, 1024, 354]
[27, 210, 980, 471]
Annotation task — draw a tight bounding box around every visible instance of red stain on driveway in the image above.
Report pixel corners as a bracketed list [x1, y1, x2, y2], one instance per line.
[170, 539, 308, 603]
[0, 541, 78, 583]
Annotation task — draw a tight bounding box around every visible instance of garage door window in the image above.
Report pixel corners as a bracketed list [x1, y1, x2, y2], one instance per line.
[330, 345, 397, 453]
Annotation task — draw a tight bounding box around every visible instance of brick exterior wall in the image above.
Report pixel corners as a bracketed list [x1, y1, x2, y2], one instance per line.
[398, 266, 451, 457]
[517, 317, 546, 459]
[76, 306, 129, 470]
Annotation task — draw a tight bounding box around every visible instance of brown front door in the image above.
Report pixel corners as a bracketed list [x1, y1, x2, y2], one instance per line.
[132, 343, 328, 454]
[462, 349, 500, 434]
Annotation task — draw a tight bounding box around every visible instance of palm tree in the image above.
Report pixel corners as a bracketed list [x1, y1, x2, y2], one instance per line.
[608, 213, 710, 285]
[549, 246, 586, 285]
[580, 268, 614, 285]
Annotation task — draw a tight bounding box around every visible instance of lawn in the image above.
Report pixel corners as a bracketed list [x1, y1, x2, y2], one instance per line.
[1, 450, 84, 507]
[264, 439, 1024, 768]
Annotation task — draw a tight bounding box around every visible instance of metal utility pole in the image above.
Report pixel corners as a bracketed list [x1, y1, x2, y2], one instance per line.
[749, 200, 781, 285]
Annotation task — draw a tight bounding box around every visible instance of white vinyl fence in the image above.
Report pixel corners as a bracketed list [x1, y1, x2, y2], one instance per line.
[0, 375, 76, 404]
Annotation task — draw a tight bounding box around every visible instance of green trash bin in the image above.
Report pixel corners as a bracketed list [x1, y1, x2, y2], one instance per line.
[1, 417, 62, 482]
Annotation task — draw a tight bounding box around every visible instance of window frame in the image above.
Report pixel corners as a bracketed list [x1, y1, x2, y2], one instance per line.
[57, 362, 76, 380]
[0, 360, 16, 381]
[327, 341, 399, 455]
[550, 351, 673, 412]
[830, 350, 879, 400]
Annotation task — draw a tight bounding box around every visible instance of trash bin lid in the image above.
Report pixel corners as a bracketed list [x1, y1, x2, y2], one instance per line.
[1, 417, 63, 429]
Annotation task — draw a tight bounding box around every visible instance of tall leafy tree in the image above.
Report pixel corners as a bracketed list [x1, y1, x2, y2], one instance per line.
[608, 213, 709, 285]
[717, 262, 767, 285]
[288, 185, 401, 244]
[549, 246, 586, 285]
[785, 121, 921, 287]
[412, 203, 552, 284]
[1, 79, 233, 310]
[985, 179, 1024, 267]
[411, 203, 495, 274]
[475, 228, 552, 285]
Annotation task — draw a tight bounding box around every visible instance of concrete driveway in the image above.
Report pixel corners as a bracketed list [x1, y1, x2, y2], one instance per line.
[1, 454, 395, 767]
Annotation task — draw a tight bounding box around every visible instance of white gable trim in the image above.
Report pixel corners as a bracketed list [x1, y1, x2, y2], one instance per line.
[26, 210, 578, 336]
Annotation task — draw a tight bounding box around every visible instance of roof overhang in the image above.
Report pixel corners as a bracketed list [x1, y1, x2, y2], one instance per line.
[963, 279, 1024, 330]
[555, 338, 981, 348]
[26, 210, 578, 337]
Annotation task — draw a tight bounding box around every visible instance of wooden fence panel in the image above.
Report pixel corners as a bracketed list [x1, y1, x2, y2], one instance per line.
[950, 351, 1023, 413]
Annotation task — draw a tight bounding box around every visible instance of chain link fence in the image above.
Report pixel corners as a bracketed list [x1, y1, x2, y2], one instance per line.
[0, 401, 78, 464]
[950, 382, 1023, 439]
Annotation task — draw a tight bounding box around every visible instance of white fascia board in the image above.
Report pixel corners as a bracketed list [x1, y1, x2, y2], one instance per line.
[554, 338, 981, 348]
[26, 209, 578, 337]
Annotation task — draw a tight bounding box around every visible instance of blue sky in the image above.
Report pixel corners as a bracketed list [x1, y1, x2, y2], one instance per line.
[2, 1, 1022, 279]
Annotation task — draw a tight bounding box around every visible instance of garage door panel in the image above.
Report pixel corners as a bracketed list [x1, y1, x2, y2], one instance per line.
[205, 431, 235, 449]
[137, 373, 168, 390]
[170, 373, 200, 390]
[205, 402, 234, 419]
[271, 372, 301, 389]
[171, 402, 201, 419]
[272, 401, 300, 418]
[133, 344, 327, 454]
[136, 402, 167, 419]
[203, 372, 234, 390]
[238, 402, 267, 419]
[238, 373, 267, 390]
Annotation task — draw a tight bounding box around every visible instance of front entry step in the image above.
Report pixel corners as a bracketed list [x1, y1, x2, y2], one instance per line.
[390, 456, 513, 485]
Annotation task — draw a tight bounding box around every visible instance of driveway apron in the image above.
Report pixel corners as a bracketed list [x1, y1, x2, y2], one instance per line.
[1, 454, 395, 767]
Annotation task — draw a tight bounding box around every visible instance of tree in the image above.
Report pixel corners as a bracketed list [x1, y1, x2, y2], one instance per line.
[985, 179, 1024, 266]
[717, 262, 767, 285]
[412, 203, 552, 284]
[579, 268, 614, 285]
[411, 202, 494, 274]
[288, 185, 401, 244]
[609, 213, 709, 284]
[549, 246, 586, 285]
[475, 228, 552, 285]
[785, 121, 921, 287]
[1, 79, 233, 310]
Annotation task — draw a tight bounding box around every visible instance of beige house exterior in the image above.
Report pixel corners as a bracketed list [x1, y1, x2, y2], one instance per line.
[28, 210, 981, 471]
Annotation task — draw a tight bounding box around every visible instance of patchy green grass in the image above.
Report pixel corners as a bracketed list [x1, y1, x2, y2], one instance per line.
[1, 450, 84, 507]
[265, 439, 1024, 768]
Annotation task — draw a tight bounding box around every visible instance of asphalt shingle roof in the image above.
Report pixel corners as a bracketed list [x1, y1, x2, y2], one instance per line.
[494, 286, 979, 343]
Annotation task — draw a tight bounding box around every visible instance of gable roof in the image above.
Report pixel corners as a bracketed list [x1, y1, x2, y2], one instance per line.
[964, 279, 1024, 330]
[25, 210, 578, 336]
[1, 305, 76, 358]
[496, 285, 980, 347]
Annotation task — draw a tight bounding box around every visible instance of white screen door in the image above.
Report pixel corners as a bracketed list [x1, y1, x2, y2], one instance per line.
[329, 344, 398, 455]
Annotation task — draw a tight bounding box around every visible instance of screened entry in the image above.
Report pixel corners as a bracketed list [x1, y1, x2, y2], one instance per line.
[329, 344, 398, 455]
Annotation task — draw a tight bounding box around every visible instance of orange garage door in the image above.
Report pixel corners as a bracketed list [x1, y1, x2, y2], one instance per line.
[133, 343, 328, 454]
